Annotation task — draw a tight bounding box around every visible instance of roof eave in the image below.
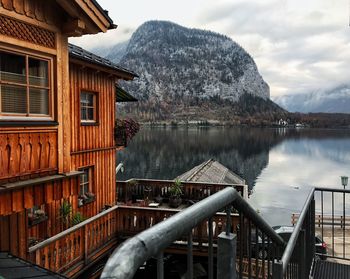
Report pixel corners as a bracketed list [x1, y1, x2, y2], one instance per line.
[57, 0, 117, 35]
[69, 56, 137, 80]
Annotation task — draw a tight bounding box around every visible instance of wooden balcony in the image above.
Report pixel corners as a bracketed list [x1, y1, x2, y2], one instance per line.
[28, 206, 118, 277]
[28, 180, 246, 277]
[0, 130, 58, 182]
[28, 205, 238, 276]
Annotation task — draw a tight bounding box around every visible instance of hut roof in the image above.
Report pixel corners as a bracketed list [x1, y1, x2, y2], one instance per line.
[116, 86, 138, 102]
[176, 159, 245, 185]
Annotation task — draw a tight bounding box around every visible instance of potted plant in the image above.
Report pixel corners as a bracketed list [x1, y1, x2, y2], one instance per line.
[71, 212, 85, 226]
[28, 208, 47, 226]
[59, 200, 72, 230]
[169, 179, 183, 208]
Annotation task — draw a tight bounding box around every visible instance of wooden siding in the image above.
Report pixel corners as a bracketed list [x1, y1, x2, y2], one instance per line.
[69, 63, 116, 153]
[0, 178, 78, 215]
[0, 129, 58, 182]
[71, 147, 116, 218]
[69, 63, 117, 217]
[0, 177, 80, 257]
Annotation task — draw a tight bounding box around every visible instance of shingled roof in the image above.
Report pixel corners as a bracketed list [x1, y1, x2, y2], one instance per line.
[176, 159, 245, 185]
[68, 44, 138, 79]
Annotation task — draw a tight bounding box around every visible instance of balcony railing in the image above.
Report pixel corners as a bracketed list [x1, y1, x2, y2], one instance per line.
[28, 205, 118, 277]
[102, 187, 286, 279]
[0, 130, 58, 181]
[117, 178, 248, 206]
[103, 185, 350, 279]
[28, 179, 350, 279]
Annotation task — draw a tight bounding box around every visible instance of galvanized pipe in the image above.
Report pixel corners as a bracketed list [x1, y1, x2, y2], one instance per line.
[281, 188, 315, 273]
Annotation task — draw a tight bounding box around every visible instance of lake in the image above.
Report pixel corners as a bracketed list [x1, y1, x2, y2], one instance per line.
[117, 127, 350, 226]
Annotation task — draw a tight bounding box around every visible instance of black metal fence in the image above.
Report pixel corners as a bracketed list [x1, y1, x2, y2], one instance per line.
[274, 189, 315, 279]
[314, 187, 350, 261]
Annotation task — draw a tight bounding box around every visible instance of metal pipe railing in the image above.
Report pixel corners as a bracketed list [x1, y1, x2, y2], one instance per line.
[101, 187, 285, 279]
[280, 188, 315, 273]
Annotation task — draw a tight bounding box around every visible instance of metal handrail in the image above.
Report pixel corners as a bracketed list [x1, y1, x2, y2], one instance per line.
[101, 187, 285, 278]
[315, 186, 350, 194]
[280, 188, 315, 273]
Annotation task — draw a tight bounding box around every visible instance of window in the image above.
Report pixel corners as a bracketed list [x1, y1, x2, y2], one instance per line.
[79, 168, 95, 206]
[79, 168, 90, 196]
[0, 50, 51, 117]
[80, 91, 97, 122]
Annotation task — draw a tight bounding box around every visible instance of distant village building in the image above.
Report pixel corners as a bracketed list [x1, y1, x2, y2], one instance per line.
[278, 119, 288, 126]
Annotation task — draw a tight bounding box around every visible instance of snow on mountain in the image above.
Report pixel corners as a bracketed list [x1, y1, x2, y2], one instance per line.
[112, 20, 270, 102]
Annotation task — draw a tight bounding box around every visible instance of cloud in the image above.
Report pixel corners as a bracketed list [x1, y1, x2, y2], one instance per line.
[72, 0, 350, 98]
[197, 1, 350, 96]
[69, 25, 135, 50]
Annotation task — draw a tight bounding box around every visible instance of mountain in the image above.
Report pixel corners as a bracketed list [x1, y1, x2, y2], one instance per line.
[102, 20, 286, 122]
[274, 85, 350, 114]
[91, 40, 128, 63]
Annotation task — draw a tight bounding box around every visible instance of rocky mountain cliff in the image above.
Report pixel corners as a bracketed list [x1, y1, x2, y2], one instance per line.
[119, 21, 269, 102]
[97, 21, 286, 122]
[274, 85, 350, 114]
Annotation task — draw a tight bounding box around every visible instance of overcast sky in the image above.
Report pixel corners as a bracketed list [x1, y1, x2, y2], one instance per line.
[70, 0, 350, 98]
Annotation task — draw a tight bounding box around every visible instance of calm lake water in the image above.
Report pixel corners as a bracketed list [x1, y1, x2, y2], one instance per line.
[117, 127, 350, 226]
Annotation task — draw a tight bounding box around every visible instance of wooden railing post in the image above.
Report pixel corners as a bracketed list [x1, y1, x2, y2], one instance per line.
[84, 224, 88, 264]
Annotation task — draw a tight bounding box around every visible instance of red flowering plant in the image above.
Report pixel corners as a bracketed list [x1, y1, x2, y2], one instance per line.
[115, 118, 140, 146]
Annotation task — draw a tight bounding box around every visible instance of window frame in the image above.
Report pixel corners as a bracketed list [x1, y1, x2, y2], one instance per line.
[0, 48, 54, 120]
[78, 166, 95, 207]
[80, 90, 98, 125]
[79, 168, 92, 196]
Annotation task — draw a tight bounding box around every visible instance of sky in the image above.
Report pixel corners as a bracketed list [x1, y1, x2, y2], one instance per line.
[70, 0, 350, 98]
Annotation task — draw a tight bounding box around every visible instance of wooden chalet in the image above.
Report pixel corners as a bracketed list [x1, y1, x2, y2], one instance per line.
[0, 0, 136, 276]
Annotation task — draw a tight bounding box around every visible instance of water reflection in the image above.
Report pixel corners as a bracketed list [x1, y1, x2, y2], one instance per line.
[117, 127, 350, 225]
